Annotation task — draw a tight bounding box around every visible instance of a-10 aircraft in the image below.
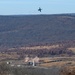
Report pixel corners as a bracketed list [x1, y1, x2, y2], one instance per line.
[38, 7, 42, 12]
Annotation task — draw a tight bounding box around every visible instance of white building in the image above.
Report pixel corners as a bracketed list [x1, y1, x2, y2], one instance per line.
[24, 56, 39, 66]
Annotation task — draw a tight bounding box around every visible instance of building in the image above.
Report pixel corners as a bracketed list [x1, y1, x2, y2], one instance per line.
[24, 56, 39, 66]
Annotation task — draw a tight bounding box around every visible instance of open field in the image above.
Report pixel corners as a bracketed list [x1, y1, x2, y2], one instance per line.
[0, 52, 19, 61]
[39, 57, 75, 67]
[2, 56, 75, 68]
[1, 56, 75, 75]
[68, 47, 75, 53]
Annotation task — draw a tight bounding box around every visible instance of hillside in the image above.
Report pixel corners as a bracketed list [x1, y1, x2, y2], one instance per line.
[0, 14, 75, 58]
[0, 14, 75, 47]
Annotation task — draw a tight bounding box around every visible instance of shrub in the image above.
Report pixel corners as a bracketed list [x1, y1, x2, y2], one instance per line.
[60, 66, 75, 75]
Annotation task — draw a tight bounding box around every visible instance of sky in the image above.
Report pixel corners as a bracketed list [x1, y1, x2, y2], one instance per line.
[0, 0, 75, 15]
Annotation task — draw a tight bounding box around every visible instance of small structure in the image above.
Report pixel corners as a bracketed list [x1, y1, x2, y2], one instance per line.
[33, 56, 39, 63]
[24, 56, 39, 66]
[24, 56, 30, 63]
[17, 65, 21, 67]
[7, 62, 10, 64]
[11, 64, 14, 67]
[7, 61, 12, 64]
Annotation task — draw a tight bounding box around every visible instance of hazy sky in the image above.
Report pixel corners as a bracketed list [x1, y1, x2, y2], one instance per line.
[0, 0, 75, 15]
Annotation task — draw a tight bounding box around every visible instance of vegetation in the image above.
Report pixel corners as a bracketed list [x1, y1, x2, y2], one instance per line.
[0, 63, 11, 75]
[17, 47, 73, 58]
[0, 62, 60, 75]
[0, 14, 75, 75]
[60, 66, 75, 75]
[0, 14, 75, 47]
[0, 14, 75, 58]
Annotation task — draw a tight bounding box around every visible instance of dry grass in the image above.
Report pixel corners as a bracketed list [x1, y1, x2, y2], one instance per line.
[68, 48, 75, 53]
[60, 66, 75, 75]
[0, 52, 19, 60]
[20, 45, 59, 50]
[40, 61, 75, 67]
[39, 57, 75, 67]
[8, 45, 60, 51]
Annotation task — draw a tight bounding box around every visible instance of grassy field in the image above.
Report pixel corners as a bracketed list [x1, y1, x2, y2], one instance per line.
[68, 47, 75, 53]
[0, 62, 60, 75]
[0, 52, 19, 61]
[39, 57, 75, 67]
[1, 56, 75, 75]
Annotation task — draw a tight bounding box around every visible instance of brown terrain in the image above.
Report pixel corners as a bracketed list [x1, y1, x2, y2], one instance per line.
[0, 14, 75, 74]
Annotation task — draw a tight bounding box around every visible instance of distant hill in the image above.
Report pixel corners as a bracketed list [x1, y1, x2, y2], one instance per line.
[0, 14, 75, 47]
